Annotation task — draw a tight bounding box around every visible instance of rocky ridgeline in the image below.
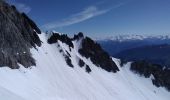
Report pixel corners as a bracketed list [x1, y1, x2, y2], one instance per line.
[48, 32, 73, 48]
[48, 32, 119, 73]
[78, 59, 91, 73]
[131, 61, 170, 91]
[0, 1, 41, 69]
[79, 36, 119, 73]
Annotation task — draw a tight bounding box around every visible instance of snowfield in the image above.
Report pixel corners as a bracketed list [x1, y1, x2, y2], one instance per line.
[0, 33, 169, 100]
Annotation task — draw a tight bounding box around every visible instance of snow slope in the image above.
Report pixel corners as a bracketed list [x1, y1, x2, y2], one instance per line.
[0, 33, 169, 100]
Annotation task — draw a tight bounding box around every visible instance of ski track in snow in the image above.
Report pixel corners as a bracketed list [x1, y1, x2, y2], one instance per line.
[0, 33, 169, 100]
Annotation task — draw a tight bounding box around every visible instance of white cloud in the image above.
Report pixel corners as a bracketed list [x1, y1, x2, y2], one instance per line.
[15, 3, 31, 14]
[42, 6, 113, 30]
[7, 0, 31, 14]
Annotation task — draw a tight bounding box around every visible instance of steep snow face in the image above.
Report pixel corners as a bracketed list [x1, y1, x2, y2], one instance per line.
[0, 33, 169, 100]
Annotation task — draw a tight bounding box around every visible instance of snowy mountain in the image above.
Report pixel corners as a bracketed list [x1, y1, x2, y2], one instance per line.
[115, 44, 170, 68]
[97, 35, 170, 69]
[97, 35, 170, 56]
[0, 1, 169, 100]
[0, 31, 169, 100]
[96, 34, 170, 42]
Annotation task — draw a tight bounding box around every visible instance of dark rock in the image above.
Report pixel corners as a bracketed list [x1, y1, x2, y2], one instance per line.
[47, 32, 75, 68]
[21, 13, 41, 34]
[79, 37, 119, 73]
[86, 65, 91, 73]
[48, 32, 74, 48]
[131, 60, 170, 91]
[47, 33, 59, 44]
[66, 51, 71, 57]
[48, 32, 119, 73]
[65, 55, 74, 68]
[78, 59, 91, 73]
[120, 59, 128, 67]
[72, 32, 84, 41]
[59, 49, 63, 53]
[79, 59, 85, 67]
[0, 1, 41, 69]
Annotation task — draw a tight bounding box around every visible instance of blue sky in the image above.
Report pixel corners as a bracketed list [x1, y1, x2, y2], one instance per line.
[7, 0, 170, 38]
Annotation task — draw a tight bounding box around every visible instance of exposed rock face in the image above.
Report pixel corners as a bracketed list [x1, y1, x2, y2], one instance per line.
[79, 59, 85, 67]
[78, 59, 91, 73]
[21, 13, 41, 35]
[56, 43, 74, 68]
[72, 32, 84, 41]
[79, 37, 119, 73]
[131, 61, 170, 91]
[48, 32, 76, 68]
[65, 55, 74, 68]
[48, 32, 73, 48]
[47, 32, 119, 73]
[0, 1, 41, 69]
[85, 65, 91, 73]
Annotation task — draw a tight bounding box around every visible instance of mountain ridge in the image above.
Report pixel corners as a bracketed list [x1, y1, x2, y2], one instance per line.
[0, 1, 169, 100]
[96, 34, 170, 42]
[0, 0, 41, 69]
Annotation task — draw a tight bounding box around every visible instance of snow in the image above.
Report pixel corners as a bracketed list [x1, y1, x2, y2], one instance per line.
[0, 33, 169, 100]
[95, 34, 170, 42]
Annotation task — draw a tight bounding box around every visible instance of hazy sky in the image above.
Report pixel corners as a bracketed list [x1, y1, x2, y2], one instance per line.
[7, 0, 170, 38]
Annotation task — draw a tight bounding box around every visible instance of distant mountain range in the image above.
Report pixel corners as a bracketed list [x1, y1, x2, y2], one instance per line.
[97, 35, 170, 56]
[0, 1, 169, 100]
[115, 44, 170, 67]
[97, 35, 170, 68]
[96, 34, 170, 42]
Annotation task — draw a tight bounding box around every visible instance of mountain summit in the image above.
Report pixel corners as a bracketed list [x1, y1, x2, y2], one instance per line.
[0, 1, 169, 100]
[0, 0, 41, 69]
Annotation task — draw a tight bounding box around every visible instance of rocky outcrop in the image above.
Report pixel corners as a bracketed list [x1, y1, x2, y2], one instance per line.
[21, 13, 41, 34]
[72, 32, 84, 41]
[65, 55, 74, 68]
[79, 37, 119, 73]
[48, 32, 73, 48]
[0, 1, 41, 69]
[131, 61, 170, 91]
[47, 32, 119, 73]
[85, 65, 91, 73]
[78, 59, 91, 73]
[79, 59, 85, 67]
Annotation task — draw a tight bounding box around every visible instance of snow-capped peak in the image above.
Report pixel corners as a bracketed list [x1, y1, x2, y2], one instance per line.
[0, 1, 169, 100]
[96, 34, 170, 42]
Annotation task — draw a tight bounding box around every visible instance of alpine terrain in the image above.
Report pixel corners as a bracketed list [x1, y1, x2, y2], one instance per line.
[0, 1, 169, 100]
